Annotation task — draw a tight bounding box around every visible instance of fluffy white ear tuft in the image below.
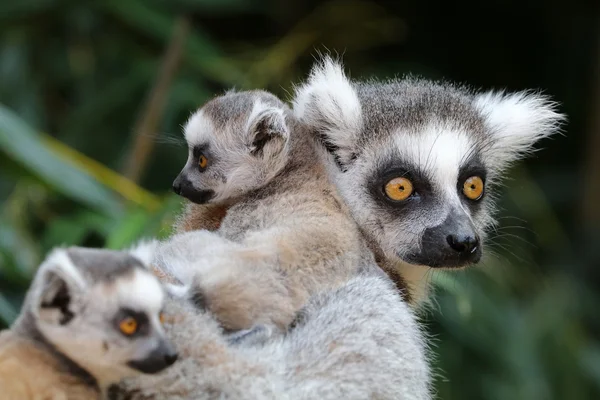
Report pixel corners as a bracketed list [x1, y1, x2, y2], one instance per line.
[474, 90, 565, 170]
[127, 238, 160, 267]
[293, 56, 362, 166]
[31, 249, 87, 323]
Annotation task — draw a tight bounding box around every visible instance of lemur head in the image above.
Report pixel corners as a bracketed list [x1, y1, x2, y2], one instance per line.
[173, 90, 291, 204]
[294, 58, 564, 297]
[23, 244, 177, 387]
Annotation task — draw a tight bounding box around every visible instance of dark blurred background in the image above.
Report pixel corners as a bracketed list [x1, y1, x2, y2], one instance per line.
[0, 1, 598, 398]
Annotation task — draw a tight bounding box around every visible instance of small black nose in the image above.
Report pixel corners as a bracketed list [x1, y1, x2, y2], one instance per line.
[127, 341, 178, 374]
[164, 351, 178, 366]
[172, 179, 181, 195]
[447, 234, 479, 254]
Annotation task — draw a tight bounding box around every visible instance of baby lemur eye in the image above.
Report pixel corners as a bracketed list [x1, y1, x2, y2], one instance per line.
[198, 154, 208, 170]
[384, 177, 413, 201]
[462, 176, 484, 200]
[119, 316, 138, 336]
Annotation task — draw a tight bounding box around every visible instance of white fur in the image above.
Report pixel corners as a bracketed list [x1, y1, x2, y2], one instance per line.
[245, 100, 290, 142]
[30, 249, 87, 321]
[184, 109, 214, 145]
[114, 269, 165, 314]
[128, 239, 160, 267]
[394, 124, 474, 200]
[44, 249, 87, 289]
[473, 90, 565, 170]
[293, 56, 363, 164]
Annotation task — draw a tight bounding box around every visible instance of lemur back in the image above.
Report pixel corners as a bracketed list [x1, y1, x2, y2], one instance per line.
[0, 245, 177, 399]
[168, 90, 372, 331]
[114, 259, 432, 400]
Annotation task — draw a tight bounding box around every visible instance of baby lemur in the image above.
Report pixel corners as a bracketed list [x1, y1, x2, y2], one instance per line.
[293, 56, 565, 303]
[169, 89, 370, 332]
[0, 245, 177, 399]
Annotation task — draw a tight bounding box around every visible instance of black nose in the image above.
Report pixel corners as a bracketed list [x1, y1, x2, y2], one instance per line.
[172, 175, 182, 195]
[127, 341, 178, 374]
[172, 181, 181, 195]
[446, 234, 479, 254]
[164, 350, 178, 366]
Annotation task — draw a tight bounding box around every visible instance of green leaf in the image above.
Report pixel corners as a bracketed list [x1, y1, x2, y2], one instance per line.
[0, 292, 18, 327]
[0, 103, 123, 217]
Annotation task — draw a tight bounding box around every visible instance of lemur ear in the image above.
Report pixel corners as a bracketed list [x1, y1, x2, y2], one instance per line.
[293, 56, 363, 167]
[246, 103, 289, 158]
[473, 90, 565, 172]
[33, 249, 87, 325]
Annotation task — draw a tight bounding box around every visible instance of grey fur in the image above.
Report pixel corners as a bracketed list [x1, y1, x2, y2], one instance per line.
[65, 248, 144, 283]
[293, 56, 565, 303]
[1, 246, 174, 398]
[115, 264, 432, 399]
[169, 90, 374, 332]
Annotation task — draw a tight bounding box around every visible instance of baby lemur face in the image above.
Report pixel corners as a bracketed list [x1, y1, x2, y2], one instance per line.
[294, 58, 564, 271]
[28, 246, 177, 384]
[173, 90, 290, 204]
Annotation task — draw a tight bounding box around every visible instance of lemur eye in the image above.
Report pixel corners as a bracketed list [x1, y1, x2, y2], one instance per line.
[159, 312, 166, 325]
[384, 177, 413, 201]
[119, 317, 138, 336]
[198, 154, 208, 170]
[463, 176, 484, 200]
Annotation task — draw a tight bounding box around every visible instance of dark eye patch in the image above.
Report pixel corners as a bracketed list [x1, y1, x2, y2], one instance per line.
[368, 158, 433, 206]
[192, 144, 213, 173]
[114, 308, 150, 339]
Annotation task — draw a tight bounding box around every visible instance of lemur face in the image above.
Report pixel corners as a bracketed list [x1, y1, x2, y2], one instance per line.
[30, 247, 177, 384]
[174, 90, 290, 205]
[294, 58, 563, 271]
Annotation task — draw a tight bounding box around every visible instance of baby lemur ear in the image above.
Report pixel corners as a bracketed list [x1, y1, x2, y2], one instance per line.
[473, 90, 565, 172]
[32, 249, 88, 325]
[293, 56, 363, 168]
[246, 104, 290, 158]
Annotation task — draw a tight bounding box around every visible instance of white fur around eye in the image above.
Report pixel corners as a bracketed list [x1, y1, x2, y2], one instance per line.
[115, 270, 164, 314]
[184, 110, 215, 146]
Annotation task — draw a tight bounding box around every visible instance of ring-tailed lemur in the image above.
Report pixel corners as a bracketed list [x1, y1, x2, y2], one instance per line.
[113, 253, 432, 400]
[168, 90, 373, 332]
[0, 245, 177, 399]
[293, 57, 565, 304]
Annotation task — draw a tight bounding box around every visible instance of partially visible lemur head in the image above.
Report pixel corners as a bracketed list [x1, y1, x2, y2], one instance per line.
[293, 57, 564, 302]
[13, 245, 178, 390]
[173, 90, 291, 204]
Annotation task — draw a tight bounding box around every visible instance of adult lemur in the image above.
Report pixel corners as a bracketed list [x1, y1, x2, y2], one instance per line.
[110, 89, 432, 399]
[293, 56, 564, 303]
[0, 245, 176, 399]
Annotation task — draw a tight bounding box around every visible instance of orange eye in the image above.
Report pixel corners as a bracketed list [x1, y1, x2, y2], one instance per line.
[119, 317, 138, 336]
[384, 177, 413, 201]
[198, 154, 208, 169]
[463, 176, 484, 200]
[159, 312, 166, 325]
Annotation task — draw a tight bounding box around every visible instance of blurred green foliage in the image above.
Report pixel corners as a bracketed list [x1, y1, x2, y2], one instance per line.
[0, 0, 598, 399]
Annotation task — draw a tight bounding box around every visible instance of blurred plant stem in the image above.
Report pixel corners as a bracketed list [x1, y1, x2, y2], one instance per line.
[41, 133, 160, 211]
[123, 15, 190, 183]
